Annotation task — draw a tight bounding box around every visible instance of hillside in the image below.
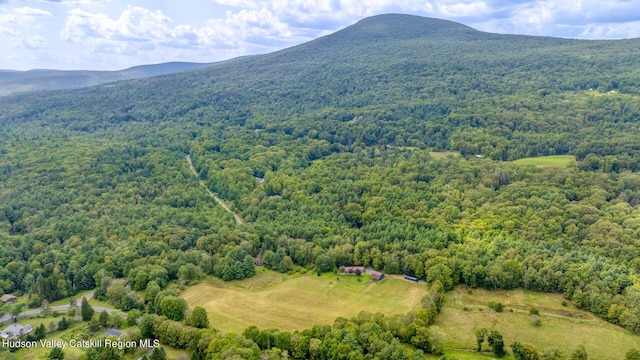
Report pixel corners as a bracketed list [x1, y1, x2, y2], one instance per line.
[2, 14, 639, 163]
[0, 13, 640, 359]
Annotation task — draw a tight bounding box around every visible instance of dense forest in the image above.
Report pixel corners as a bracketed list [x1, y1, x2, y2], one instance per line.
[1, 13, 640, 358]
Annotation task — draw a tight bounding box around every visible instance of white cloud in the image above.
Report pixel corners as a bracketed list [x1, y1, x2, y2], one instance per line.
[580, 21, 640, 39]
[0, 7, 51, 52]
[4, 0, 640, 70]
[21, 34, 49, 49]
[14, 7, 53, 16]
[38, 0, 110, 5]
[435, 1, 492, 18]
[0, 6, 52, 25]
[480, 0, 640, 38]
[60, 5, 207, 52]
[212, 0, 259, 8]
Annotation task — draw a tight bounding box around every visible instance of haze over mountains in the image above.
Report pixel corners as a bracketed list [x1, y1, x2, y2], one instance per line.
[0, 61, 221, 95]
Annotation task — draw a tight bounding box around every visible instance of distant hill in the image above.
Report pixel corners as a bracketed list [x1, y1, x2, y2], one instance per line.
[0, 61, 216, 95]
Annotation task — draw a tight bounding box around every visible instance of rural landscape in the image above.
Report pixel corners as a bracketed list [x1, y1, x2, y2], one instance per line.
[1, 13, 640, 360]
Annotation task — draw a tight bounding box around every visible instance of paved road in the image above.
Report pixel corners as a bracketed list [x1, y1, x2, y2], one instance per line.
[0, 291, 117, 324]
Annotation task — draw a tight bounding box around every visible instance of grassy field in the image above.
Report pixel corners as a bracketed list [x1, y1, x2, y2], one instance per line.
[183, 275, 639, 358]
[181, 269, 427, 333]
[434, 287, 640, 359]
[48, 290, 93, 307]
[512, 155, 576, 167]
[429, 150, 460, 159]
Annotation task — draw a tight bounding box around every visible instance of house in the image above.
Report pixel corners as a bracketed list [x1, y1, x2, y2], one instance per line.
[103, 329, 122, 339]
[371, 271, 385, 281]
[404, 275, 418, 282]
[0, 294, 17, 303]
[342, 266, 365, 275]
[1, 324, 33, 339]
[253, 258, 265, 266]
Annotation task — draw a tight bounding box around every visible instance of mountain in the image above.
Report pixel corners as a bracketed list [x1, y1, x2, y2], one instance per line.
[2, 14, 639, 162]
[0, 61, 215, 95]
[1, 15, 640, 355]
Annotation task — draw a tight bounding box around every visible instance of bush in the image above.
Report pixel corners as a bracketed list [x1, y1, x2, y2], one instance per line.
[529, 307, 539, 315]
[530, 314, 542, 326]
[488, 301, 504, 313]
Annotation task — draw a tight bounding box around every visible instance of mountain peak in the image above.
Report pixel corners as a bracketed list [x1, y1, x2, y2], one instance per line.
[340, 13, 479, 40]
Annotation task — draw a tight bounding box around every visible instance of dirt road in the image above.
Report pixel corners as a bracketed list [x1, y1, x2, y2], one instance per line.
[186, 155, 244, 225]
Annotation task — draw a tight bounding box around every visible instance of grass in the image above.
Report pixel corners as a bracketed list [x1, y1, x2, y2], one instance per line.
[429, 150, 460, 159]
[182, 274, 639, 357]
[181, 269, 427, 333]
[87, 297, 118, 310]
[434, 287, 640, 359]
[512, 155, 575, 167]
[48, 290, 93, 307]
[427, 349, 515, 359]
[10, 318, 88, 360]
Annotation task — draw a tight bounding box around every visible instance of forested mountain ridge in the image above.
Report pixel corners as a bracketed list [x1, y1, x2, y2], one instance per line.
[1, 13, 640, 358]
[2, 14, 639, 163]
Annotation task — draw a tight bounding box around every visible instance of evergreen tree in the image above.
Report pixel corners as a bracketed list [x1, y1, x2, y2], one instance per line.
[57, 317, 69, 331]
[47, 347, 65, 360]
[149, 347, 167, 360]
[99, 310, 109, 327]
[81, 297, 94, 321]
[34, 323, 46, 340]
[191, 346, 205, 360]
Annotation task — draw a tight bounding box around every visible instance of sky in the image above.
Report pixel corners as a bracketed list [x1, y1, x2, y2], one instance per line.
[1, 0, 640, 71]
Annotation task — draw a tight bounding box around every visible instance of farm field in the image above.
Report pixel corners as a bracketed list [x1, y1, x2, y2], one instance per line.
[512, 155, 576, 167]
[182, 272, 640, 358]
[434, 287, 640, 359]
[181, 270, 428, 333]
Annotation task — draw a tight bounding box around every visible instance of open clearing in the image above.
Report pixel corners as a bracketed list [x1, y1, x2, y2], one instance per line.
[182, 274, 639, 358]
[512, 155, 576, 167]
[435, 287, 640, 359]
[429, 150, 460, 159]
[181, 270, 427, 333]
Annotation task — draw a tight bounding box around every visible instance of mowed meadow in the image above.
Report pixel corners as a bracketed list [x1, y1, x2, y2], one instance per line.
[183, 273, 640, 358]
[181, 270, 427, 333]
[511, 155, 576, 167]
[435, 288, 640, 359]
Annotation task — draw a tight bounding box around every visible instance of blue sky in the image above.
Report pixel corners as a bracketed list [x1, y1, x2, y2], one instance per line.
[1, 0, 640, 71]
